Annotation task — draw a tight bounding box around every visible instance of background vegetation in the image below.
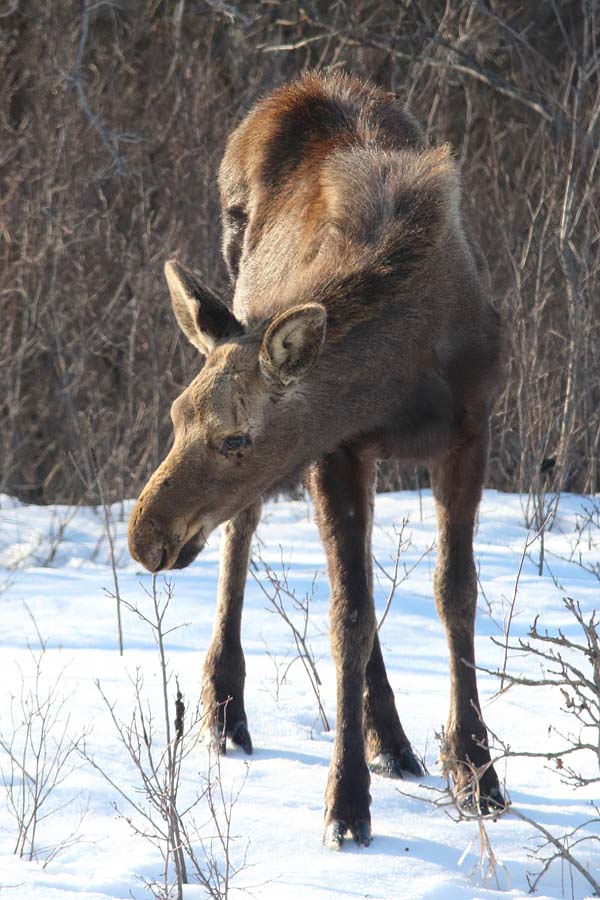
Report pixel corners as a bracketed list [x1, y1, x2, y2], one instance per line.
[1, 0, 598, 505]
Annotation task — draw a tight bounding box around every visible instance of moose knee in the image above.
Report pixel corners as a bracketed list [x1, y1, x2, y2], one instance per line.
[330, 602, 376, 668]
[433, 561, 477, 626]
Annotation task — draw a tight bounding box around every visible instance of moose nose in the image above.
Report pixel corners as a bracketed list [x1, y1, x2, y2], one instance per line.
[128, 507, 174, 573]
[155, 545, 170, 573]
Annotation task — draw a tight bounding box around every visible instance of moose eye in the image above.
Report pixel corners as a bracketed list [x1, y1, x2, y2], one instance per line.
[221, 434, 250, 453]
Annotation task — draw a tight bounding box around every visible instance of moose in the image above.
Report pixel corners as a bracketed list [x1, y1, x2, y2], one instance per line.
[128, 71, 504, 849]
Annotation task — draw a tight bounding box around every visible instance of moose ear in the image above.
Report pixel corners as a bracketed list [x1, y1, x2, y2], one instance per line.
[259, 303, 326, 386]
[165, 259, 243, 355]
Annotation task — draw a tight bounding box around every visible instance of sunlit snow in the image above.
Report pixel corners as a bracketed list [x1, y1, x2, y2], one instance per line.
[0, 490, 598, 899]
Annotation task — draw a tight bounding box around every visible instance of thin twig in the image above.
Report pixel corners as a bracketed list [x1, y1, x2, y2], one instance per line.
[511, 806, 600, 896]
[498, 510, 553, 689]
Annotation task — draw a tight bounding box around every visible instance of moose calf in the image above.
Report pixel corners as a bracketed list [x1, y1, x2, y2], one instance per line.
[129, 71, 504, 848]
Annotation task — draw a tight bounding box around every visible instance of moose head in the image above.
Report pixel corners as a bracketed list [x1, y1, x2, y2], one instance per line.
[128, 260, 326, 573]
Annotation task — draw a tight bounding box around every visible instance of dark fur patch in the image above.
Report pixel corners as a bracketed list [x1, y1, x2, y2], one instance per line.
[222, 206, 248, 283]
[260, 86, 355, 188]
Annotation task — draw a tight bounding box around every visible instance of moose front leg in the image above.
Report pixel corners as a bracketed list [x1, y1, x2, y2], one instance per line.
[430, 424, 504, 811]
[308, 448, 378, 849]
[202, 500, 261, 754]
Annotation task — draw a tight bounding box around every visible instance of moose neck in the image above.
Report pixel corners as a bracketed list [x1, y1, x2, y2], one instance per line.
[274, 278, 454, 477]
[280, 334, 409, 467]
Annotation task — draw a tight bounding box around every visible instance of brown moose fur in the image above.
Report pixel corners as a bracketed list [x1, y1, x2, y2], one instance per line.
[128, 71, 504, 848]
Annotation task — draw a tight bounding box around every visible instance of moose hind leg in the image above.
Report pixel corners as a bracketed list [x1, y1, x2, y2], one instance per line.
[364, 632, 424, 778]
[430, 422, 504, 811]
[360, 466, 423, 777]
[202, 500, 261, 754]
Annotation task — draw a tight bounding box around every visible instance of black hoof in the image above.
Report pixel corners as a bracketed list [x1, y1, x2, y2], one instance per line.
[369, 747, 424, 779]
[207, 720, 253, 756]
[353, 819, 372, 847]
[459, 783, 508, 817]
[481, 785, 508, 814]
[230, 721, 253, 755]
[323, 819, 372, 850]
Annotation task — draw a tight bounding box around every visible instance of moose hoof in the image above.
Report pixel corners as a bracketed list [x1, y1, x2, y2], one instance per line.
[353, 819, 372, 847]
[323, 818, 372, 850]
[369, 747, 424, 779]
[229, 720, 253, 755]
[458, 783, 508, 817]
[207, 720, 253, 756]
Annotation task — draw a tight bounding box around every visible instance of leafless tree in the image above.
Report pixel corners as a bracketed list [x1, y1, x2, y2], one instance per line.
[1, 2, 598, 505]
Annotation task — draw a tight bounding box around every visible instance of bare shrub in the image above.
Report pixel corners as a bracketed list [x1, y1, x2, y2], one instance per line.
[471, 593, 600, 895]
[374, 517, 435, 631]
[82, 577, 247, 899]
[253, 551, 330, 732]
[481, 597, 600, 789]
[0, 609, 90, 867]
[401, 734, 599, 897]
[512, 804, 600, 897]
[397, 759, 511, 891]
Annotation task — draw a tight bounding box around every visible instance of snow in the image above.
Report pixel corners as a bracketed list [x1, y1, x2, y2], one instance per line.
[0, 489, 598, 899]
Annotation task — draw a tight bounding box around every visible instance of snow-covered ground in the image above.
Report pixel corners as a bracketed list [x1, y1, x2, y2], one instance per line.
[0, 489, 598, 900]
